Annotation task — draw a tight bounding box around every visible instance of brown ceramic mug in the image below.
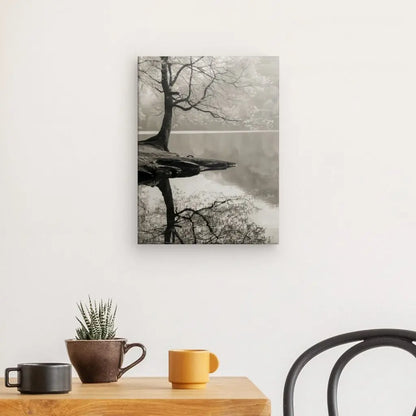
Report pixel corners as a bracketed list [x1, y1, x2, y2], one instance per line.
[65, 338, 146, 383]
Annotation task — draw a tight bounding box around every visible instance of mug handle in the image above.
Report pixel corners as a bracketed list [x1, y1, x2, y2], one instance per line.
[118, 343, 147, 379]
[209, 353, 219, 373]
[5, 367, 21, 388]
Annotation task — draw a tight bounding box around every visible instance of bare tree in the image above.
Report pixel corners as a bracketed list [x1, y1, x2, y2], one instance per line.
[138, 56, 247, 150]
[138, 56, 253, 244]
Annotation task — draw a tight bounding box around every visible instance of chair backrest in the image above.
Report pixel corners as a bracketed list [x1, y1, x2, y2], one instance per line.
[283, 329, 416, 416]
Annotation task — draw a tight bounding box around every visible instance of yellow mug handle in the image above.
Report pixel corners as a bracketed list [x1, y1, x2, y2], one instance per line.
[209, 353, 219, 373]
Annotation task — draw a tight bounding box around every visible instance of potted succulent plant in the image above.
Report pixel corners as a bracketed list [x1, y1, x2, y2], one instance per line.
[66, 297, 146, 383]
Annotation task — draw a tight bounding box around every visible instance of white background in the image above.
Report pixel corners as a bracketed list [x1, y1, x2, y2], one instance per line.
[1, 0, 416, 414]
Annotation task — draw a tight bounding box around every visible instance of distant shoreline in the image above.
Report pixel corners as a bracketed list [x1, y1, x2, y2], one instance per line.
[138, 130, 279, 135]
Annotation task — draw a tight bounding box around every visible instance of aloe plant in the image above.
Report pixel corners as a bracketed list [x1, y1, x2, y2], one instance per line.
[75, 297, 117, 340]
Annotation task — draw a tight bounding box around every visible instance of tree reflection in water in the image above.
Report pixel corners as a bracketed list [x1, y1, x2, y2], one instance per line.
[138, 182, 268, 244]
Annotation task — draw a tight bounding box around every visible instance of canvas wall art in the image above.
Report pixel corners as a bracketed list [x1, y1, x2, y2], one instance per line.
[138, 56, 279, 244]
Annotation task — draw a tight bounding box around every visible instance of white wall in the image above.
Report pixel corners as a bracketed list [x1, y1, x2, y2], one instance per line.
[1, 0, 416, 414]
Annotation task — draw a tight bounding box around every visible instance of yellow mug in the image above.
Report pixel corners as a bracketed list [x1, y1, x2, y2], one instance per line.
[169, 349, 219, 389]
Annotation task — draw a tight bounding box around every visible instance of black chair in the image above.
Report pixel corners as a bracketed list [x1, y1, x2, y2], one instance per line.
[283, 329, 416, 416]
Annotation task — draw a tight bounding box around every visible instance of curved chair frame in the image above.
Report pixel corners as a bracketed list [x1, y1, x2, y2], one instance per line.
[283, 329, 416, 416]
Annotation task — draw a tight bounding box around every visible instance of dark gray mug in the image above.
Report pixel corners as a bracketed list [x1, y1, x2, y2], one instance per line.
[5, 363, 72, 394]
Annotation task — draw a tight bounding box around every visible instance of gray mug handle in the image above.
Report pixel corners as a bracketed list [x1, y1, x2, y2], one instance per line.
[118, 343, 146, 379]
[5, 367, 21, 388]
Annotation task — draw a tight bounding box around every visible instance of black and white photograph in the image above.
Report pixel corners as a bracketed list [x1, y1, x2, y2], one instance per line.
[138, 56, 279, 244]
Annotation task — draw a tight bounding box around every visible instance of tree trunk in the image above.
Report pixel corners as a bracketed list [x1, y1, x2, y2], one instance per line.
[157, 178, 175, 243]
[142, 57, 172, 151]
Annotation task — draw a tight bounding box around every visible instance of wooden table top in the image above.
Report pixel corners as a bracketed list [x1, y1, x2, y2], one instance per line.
[0, 377, 271, 416]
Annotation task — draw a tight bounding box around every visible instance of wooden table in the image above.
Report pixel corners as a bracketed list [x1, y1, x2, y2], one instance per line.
[0, 377, 271, 416]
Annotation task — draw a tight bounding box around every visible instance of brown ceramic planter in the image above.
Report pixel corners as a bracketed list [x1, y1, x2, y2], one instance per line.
[65, 338, 146, 383]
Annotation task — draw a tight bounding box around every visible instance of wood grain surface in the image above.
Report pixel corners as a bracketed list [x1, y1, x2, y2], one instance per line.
[0, 377, 271, 416]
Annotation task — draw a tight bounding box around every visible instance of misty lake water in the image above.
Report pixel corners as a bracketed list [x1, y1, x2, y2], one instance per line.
[139, 131, 279, 242]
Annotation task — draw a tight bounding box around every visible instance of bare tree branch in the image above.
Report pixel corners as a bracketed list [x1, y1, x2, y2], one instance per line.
[170, 56, 204, 85]
[138, 68, 161, 85]
[173, 104, 240, 122]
